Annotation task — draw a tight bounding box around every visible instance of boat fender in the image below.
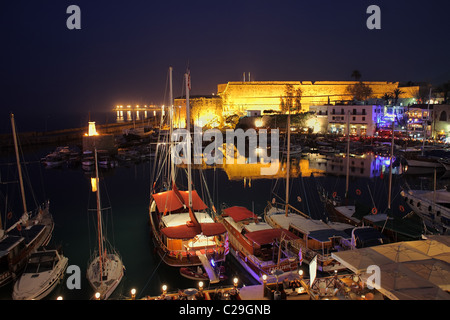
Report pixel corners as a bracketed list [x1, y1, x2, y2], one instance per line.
[371, 207, 377, 215]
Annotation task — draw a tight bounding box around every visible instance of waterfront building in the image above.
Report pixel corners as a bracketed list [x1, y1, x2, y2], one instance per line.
[432, 104, 450, 140]
[327, 105, 383, 136]
[406, 104, 434, 140]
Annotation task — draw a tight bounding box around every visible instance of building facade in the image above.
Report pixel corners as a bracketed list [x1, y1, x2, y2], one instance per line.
[327, 105, 383, 136]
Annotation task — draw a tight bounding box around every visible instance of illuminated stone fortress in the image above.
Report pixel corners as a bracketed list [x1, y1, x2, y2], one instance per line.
[173, 80, 419, 128]
[218, 80, 417, 114]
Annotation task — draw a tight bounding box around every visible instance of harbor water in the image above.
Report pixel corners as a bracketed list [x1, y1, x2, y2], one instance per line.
[0, 136, 442, 300]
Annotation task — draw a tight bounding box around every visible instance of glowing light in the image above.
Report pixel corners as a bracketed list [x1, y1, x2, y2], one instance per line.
[90, 178, 98, 192]
[87, 122, 98, 136]
[210, 259, 215, 267]
[255, 118, 263, 128]
[95, 292, 101, 300]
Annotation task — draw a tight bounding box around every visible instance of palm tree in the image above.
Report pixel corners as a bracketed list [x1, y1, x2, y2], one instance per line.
[382, 93, 393, 105]
[391, 88, 404, 106]
[351, 70, 361, 81]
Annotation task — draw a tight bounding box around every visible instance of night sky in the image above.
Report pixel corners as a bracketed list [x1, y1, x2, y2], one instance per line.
[1, 0, 449, 132]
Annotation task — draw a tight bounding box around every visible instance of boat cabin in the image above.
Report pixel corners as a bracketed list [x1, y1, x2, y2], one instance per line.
[222, 206, 299, 262]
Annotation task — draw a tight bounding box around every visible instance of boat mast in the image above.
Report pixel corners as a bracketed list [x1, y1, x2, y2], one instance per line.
[10, 113, 27, 216]
[345, 110, 350, 200]
[94, 148, 104, 281]
[169, 67, 176, 186]
[388, 121, 394, 210]
[185, 71, 193, 209]
[285, 102, 291, 217]
[421, 87, 432, 156]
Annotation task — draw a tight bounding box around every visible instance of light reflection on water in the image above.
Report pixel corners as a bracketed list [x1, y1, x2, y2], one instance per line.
[0, 146, 445, 300]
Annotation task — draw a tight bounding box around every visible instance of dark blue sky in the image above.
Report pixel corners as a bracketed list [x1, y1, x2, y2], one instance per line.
[1, 0, 449, 131]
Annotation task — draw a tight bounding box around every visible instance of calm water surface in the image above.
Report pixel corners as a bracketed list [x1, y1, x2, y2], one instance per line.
[0, 144, 444, 300]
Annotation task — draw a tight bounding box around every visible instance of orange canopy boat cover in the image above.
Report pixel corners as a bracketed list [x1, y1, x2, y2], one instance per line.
[152, 189, 207, 213]
[223, 206, 257, 222]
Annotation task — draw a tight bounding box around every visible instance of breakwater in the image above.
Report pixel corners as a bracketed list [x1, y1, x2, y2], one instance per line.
[0, 120, 150, 151]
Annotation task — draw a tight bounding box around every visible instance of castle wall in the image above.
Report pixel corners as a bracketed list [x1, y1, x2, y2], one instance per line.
[173, 96, 223, 128]
[218, 81, 419, 115]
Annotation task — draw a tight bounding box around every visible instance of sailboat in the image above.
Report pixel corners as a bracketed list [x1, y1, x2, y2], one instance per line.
[0, 113, 54, 287]
[400, 169, 450, 235]
[326, 121, 423, 242]
[86, 148, 125, 300]
[220, 205, 301, 283]
[148, 68, 227, 282]
[264, 107, 356, 273]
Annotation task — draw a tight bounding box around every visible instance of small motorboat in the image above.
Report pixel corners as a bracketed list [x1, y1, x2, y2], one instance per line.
[12, 249, 69, 300]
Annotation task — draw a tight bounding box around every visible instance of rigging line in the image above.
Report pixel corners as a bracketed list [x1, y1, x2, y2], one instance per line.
[138, 251, 168, 299]
[86, 183, 93, 256]
[367, 183, 376, 209]
[300, 173, 311, 217]
[16, 127, 38, 210]
[200, 169, 215, 217]
[101, 174, 116, 249]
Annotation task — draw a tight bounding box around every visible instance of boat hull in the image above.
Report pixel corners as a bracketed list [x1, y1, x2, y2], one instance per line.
[148, 203, 225, 268]
[401, 190, 450, 234]
[87, 253, 125, 300]
[12, 251, 68, 300]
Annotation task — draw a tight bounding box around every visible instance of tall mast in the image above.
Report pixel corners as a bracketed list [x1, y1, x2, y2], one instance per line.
[94, 148, 104, 281]
[169, 67, 175, 186]
[185, 72, 193, 209]
[422, 87, 432, 156]
[10, 113, 27, 216]
[285, 104, 291, 216]
[388, 121, 394, 210]
[345, 110, 350, 200]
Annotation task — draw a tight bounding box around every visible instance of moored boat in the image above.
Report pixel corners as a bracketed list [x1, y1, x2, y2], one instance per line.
[86, 148, 125, 300]
[148, 68, 227, 282]
[400, 187, 450, 234]
[0, 114, 55, 287]
[264, 202, 354, 273]
[220, 205, 301, 283]
[12, 248, 68, 300]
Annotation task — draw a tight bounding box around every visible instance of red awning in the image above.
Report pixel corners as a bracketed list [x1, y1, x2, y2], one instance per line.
[152, 190, 184, 213]
[152, 189, 207, 213]
[179, 190, 208, 211]
[161, 224, 201, 239]
[201, 223, 226, 236]
[245, 228, 300, 246]
[223, 206, 257, 222]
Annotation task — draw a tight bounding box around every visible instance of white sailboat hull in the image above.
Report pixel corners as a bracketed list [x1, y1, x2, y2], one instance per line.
[401, 189, 450, 234]
[87, 253, 125, 300]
